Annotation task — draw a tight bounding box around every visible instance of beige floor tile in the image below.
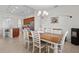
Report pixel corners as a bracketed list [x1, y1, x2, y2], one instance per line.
[0, 36, 79, 53]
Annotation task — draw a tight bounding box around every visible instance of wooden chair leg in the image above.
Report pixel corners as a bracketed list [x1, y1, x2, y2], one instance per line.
[46, 46, 48, 53]
[27, 42, 29, 51]
[48, 46, 50, 53]
[54, 45, 58, 53]
[32, 44, 34, 53]
[39, 48, 41, 53]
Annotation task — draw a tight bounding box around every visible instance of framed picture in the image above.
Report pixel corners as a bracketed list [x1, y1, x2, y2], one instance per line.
[23, 17, 34, 31]
[51, 17, 58, 23]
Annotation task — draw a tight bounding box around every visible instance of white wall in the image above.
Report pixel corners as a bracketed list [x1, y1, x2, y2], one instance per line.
[72, 15, 79, 28]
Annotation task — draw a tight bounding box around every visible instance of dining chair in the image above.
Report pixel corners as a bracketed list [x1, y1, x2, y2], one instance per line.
[31, 31, 47, 53]
[45, 28, 52, 33]
[23, 29, 32, 51]
[52, 28, 63, 35]
[47, 31, 68, 53]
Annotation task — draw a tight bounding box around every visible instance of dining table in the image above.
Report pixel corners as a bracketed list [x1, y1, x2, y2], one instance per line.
[29, 30, 63, 44]
[28, 30, 63, 53]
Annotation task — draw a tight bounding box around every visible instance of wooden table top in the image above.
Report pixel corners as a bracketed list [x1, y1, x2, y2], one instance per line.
[26, 31, 63, 43]
[40, 33, 63, 43]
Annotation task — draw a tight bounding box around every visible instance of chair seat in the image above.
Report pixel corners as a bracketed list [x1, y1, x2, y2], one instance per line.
[34, 41, 47, 48]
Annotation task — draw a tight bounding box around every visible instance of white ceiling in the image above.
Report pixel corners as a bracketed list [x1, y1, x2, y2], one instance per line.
[0, 5, 35, 18]
[0, 5, 58, 14]
[0, 5, 79, 18]
[0, 5, 60, 19]
[28, 5, 58, 10]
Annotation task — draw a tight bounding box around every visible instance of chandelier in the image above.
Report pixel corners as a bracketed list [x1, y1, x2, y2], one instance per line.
[37, 10, 48, 19]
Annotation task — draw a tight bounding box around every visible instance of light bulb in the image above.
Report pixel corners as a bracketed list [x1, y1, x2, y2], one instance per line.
[43, 11, 48, 16]
[37, 10, 41, 16]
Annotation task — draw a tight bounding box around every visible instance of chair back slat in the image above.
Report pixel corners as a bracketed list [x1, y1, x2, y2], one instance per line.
[45, 28, 51, 33]
[23, 29, 29, 42]
[31, 31, 41, 44]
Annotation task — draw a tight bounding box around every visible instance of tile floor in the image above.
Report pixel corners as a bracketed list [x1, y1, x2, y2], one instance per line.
[0, 36, 79, 53]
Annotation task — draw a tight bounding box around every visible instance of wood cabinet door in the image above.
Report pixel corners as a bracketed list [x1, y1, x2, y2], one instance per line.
[13, 28, 19, 38]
